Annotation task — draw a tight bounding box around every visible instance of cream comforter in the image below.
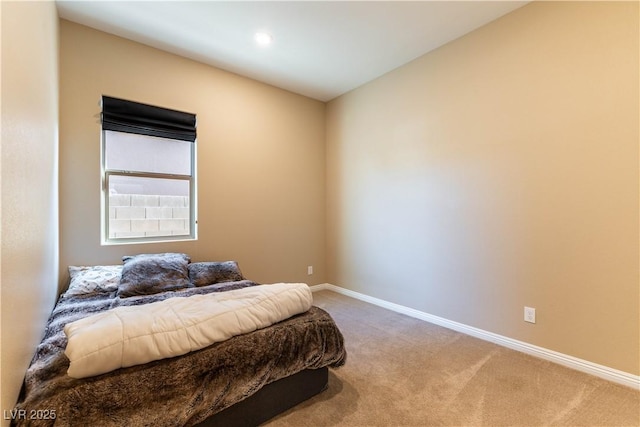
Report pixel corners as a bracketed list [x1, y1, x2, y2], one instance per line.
[64, 283, 312, 378]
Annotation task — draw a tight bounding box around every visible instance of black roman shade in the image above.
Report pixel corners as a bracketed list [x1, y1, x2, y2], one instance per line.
[102, 96, 196, 142]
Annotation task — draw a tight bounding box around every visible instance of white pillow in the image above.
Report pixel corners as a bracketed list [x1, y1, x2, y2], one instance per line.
[66, 265, 122, 297]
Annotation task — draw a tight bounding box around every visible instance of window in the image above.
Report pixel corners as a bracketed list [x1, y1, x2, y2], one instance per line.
[101, 96, 197, 244]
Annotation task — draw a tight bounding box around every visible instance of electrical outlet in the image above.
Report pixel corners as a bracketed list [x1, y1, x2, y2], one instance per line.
[524, 306, 536, 324]
[307, 266, 313, 275]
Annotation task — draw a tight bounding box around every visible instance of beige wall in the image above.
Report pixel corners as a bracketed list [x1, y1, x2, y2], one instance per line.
[1, 1, 60, 420]
[59, 21, 326, 290]
[326, 1, 639, 375]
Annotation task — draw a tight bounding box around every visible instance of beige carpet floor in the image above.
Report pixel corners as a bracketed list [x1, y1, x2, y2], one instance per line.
[265, 290, 640, 427]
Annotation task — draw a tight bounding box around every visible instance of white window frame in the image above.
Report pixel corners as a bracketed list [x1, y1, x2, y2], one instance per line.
[101, 130, 198, 245]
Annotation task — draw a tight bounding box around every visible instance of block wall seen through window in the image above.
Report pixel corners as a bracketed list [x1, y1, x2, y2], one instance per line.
[108, 194, 189, 238]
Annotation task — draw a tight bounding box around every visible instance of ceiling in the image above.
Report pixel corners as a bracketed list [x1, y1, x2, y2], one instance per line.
[56, 1, 529, 102]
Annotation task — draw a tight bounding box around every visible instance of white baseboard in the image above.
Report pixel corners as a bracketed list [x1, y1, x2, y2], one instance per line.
[310, 283, 640, 390]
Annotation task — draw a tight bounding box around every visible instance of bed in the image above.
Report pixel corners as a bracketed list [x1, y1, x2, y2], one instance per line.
[11, 253, 346, 426]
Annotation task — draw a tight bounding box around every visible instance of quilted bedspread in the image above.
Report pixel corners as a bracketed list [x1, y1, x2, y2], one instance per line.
[12, 281, 347, 426]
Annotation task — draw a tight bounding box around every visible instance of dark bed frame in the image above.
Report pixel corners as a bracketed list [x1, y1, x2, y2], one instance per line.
[195, 367, 328, 427]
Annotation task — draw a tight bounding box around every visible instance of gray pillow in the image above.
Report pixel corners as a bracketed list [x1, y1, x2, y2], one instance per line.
[117, 253, 191, 297]
[188, 261, 244, 287]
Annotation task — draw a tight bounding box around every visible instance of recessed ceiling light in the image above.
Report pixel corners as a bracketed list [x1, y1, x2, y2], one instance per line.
[254, 32, 273, 46]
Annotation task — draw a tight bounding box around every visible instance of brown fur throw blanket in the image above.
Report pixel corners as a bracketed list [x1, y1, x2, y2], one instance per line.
[12, 281, 346, 426]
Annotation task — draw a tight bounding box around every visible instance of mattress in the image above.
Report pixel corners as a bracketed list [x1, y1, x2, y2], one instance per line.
[11, 279, 346, 426]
